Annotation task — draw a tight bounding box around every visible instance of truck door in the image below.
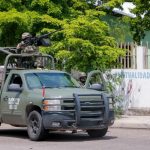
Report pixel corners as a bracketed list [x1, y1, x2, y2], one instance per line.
[84, 70, 106, 90]
[1, 74, 24, 124]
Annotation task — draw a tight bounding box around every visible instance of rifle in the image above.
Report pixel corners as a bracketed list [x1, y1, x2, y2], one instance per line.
[23, 29, 62, 47]
[38, 30, 60, 39]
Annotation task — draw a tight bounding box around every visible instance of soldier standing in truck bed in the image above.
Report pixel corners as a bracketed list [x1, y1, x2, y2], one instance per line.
[17, 32, 39, 54]
[17, 32, 43, 68]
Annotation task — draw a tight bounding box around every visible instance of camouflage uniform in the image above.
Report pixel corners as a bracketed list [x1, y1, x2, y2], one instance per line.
[17, 33, 39, 54]
[17, 33, 43, 68]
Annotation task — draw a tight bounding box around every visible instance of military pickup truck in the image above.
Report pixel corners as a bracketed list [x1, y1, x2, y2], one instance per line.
[0, 48, 114, 141]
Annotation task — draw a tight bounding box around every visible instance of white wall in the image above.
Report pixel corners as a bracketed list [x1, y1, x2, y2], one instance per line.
[112, 69, 150, 110]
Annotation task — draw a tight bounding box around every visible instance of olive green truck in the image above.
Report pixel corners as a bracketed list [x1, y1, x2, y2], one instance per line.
[0, 48, 114, 141]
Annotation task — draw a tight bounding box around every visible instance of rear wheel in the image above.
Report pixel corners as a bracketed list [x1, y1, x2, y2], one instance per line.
[27, 111, 46, 141]
[87, 128, 108, 138]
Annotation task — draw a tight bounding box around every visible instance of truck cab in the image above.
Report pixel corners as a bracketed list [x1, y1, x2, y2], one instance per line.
[0, 48, 114, 141]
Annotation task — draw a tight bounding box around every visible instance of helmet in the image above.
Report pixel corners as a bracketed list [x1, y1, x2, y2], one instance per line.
[79, 72, 86, 78]
[21, 32, 32, 40]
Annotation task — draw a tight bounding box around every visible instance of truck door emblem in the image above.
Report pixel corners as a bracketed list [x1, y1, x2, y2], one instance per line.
[8, 98, 20, 110]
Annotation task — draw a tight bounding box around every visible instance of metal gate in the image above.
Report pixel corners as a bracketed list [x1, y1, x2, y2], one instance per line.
[116, 42, 150, 69]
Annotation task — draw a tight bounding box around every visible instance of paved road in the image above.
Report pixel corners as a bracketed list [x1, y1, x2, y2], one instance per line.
[0, 124, 150, 150]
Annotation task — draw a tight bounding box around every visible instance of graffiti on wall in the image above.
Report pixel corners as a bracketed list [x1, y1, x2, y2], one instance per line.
[112, 69, 149, 110]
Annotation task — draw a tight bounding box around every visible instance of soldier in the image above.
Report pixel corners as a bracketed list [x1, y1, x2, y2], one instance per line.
[79, 72, 87, 86]
[17, 32, 43, 68]
[17, 32, 39, 54]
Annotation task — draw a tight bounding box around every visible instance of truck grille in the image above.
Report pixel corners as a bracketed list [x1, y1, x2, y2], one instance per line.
[62, 98, 76, 118]
[62, 94, 105, 126]
[80, 96, 104, 119]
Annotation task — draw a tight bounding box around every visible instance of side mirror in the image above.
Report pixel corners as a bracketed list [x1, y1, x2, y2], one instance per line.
[8, 84, 23, 92]
[90, 83, 104, 91]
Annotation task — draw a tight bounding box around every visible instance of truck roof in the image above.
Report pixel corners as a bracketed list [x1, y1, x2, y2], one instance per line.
[9, 69, 67, 74]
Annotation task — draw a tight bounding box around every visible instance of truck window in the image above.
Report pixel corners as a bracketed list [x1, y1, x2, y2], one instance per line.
[25, 73, 42, 89]
[25, 73, 79, 89]
[8, 74, 23, 89]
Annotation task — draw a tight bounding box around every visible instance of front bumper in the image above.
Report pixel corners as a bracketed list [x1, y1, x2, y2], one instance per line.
[42, 93, 115, 130]
[42, 110, 114, 130]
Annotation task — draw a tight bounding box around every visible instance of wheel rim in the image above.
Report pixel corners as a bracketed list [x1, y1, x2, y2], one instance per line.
[29, 115, 40, 135]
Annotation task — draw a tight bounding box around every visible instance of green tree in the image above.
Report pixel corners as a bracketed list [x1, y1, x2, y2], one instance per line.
[102, 0, 150, 43]
[44, 10, 124, 72]
[128, 0, 150, 43]
[0, 0, 125, 72]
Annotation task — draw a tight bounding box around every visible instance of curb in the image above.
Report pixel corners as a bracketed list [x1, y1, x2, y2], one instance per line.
[111, 116, 150, 129]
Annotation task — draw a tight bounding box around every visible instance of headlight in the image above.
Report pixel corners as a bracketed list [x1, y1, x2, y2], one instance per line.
[108, 97, 114, 109]
[43, 100, 61, 111]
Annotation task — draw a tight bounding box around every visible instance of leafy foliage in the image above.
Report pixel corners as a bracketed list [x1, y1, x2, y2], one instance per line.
[105, 71, 124, 116]
[105, 0, 150, 43]
[129, 0, 150, 43]
[45, 12, 124, 72]
[0, 0, 125, 72]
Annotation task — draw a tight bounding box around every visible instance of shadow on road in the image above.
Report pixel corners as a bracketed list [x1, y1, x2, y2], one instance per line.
[0, 128, 28, 139]
[0, 128, 117, 142]
[44, 132, 117, 142]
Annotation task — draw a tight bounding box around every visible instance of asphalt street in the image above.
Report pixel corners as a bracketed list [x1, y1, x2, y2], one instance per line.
[0, 124, 150, 150]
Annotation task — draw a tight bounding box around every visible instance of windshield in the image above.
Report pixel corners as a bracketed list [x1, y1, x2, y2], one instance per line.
[25, 72, 80, 89]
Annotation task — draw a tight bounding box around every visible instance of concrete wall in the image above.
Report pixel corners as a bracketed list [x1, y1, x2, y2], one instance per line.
[112, 69, 150, 111]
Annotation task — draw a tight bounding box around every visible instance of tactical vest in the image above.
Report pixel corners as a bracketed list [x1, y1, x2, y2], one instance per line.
[22, 46, 38, 54]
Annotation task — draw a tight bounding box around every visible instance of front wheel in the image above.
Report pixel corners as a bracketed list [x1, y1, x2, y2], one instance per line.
[27, 111, 46, 141]
[87, 128, 108, 138]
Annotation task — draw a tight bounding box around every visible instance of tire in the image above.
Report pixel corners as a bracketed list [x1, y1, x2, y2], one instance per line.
[87, 128, 108, 138]
[27, 111, 46, 141]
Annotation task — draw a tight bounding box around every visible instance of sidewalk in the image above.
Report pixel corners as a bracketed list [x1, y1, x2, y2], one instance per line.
[112, 115, 150, 129]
